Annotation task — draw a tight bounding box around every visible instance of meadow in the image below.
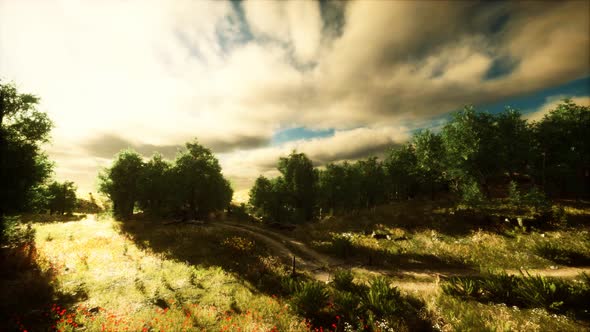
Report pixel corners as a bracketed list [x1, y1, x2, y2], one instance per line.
[2, 199, 589, 331]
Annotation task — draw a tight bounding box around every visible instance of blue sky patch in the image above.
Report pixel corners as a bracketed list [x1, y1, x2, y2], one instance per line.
[271, 127, 335, 145]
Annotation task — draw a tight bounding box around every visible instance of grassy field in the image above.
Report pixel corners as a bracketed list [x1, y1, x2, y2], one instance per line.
[2, 200, 589, 331]
[2, 215, 308, 332]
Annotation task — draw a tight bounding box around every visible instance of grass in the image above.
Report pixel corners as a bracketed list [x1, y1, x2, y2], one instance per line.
[292, 200, 590, 271]
[3, 199, 589, 331]
[5, 216, 308, 331]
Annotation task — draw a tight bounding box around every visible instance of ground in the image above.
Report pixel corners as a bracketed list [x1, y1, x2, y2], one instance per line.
[2, 200, 590, 331]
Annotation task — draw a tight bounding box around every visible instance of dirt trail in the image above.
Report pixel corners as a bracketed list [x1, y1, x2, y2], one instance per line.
[216, 221, 590, 286]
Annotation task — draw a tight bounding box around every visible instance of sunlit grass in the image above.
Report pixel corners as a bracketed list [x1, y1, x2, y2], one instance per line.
[32, 216, 307, 331]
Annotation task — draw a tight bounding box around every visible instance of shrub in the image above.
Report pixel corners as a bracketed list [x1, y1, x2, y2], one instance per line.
[460, 179, 485, 208]
[515, 273, 572, 311]
[441, 276, 480, 298]
[523, 187, 549, 213]
[332, 291, 361, 320]
[362, 277, 404, 318]
[291, 281, 329, 318]
[332, 269, 355, 292]
[508, 181, 523, 207]
[331, 234, 354, 258]
[442, 272, 590, 316]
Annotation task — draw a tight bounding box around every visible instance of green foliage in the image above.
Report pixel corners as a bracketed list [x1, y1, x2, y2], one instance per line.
[460, 178, 485, 208]
[508, 181, 522, 207]
[413, 130, 446, 199]
[98, 150, 143, 220]
[290, 281, 329, 317]
[249, 176, 290, 223]
[172, 141, 233, 219]
[534, 242, 590, 266]
[442, 276, 481, 298]
[98, 141, 232, 220]
[533, 99, 590, 198]
[278, 152, 316, 222]
[331, 234, 354, 258]
[45, 180, 77, 215]
[332, 269, 355, 292]
[362, 277, 405, 319]
[383, 143, 419, 200]
[442, 271, 590, 316]
[0, 81, 53, 216]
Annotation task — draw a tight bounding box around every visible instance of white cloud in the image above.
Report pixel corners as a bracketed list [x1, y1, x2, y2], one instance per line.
[1, 0, 588, 198]
[524, 95, 590, 122]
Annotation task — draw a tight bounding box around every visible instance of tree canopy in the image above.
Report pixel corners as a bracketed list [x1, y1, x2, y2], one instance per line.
[98, 140, 233, 220]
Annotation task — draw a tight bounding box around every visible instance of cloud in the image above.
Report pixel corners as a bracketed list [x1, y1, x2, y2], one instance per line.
[524, 95, 590, 122]
[1, 0, 588, 198]
[220, 126, 409, 193]
[242, 0, 322, 63]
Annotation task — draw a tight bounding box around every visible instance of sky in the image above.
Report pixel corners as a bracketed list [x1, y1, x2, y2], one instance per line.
[1, 0, 589, 202]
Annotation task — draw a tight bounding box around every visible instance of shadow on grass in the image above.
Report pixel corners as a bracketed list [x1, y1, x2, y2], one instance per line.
[0, 223, 87, 331]
[117, 218, 297, 298]
[18, 213, 87, 224]
[317, 236, 476, 276]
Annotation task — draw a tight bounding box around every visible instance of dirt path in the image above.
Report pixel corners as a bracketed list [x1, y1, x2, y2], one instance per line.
[216, 221, 590, 286]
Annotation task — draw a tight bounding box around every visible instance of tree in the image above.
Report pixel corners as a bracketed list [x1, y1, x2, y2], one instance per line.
[495, 108, 533, 177]
[249, 175, 289, 222]
[413, 130, 446, 200]
[1, 81, 53, 241]
[278, 152, 316, 222]
[98, 150, 144, 220]
[355, 157, 387, 208]
[317, 163, 348, 214]
[137, 154, 172, 217]
[441, 106, 499, 197]
[171, 140, 233, 219]
[45, 180, 77, 215]
[533, 99, 590, 198]
[383, 144, 418, 200]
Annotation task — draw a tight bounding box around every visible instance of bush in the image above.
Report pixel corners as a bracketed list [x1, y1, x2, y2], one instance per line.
[442, 272, 590, 316]
[331, 234, 354, 258]
[441, 276, 481, 298]
[460, 179, 485, 208]
[332, 269, 355, 291]
[332, 291, 361, 320]
[291, 281, 329, 318]
[523, 187, 549, 213]
[362, 277, 404, 318]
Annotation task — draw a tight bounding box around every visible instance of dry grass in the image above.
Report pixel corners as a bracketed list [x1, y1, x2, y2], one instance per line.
[12, 215, 308, 331]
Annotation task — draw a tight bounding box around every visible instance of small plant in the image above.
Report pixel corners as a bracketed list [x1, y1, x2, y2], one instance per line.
[508, 181, 523, 207]
[45, 233, 54, 242]
[331, 234, 354, 258]
[442, 277, 480, 298]
[362, 277, 404, 318]
[460, 179, 485, 209]
[291, 281, 329, 318]
[332, 269, 355, 291]
[515, 273, 572, 311]
[221, 236, 255, 254]
[523, 187, 549, 213]
[332, 290, 360, 320]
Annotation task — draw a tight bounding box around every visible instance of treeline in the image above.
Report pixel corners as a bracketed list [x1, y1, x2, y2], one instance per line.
[97, 141, 233, 220]
[249, 100, 589, 223]
[0, 81, 101, 223]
